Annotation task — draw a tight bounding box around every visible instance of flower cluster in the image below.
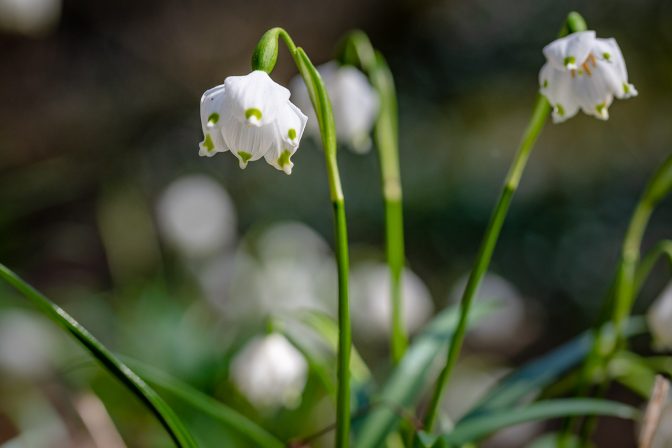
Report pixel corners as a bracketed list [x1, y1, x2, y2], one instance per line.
[539, 31, 637, 123]
[199, 71, 307, 174]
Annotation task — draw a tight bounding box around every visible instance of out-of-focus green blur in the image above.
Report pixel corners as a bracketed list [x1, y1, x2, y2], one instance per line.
[0, 0, 670, 447]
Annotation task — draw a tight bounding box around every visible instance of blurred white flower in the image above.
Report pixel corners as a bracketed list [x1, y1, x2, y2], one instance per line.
[156, 175, 236, 258]
[199, 71, 307, 174]
[449, 273, 537, 354]
[350, 262, 434, 339]
[440, 358, 509, 422]
[0, 0, 60, 36]
[231, 333, 308, 409]
[291, 62, 379, 153]
[647, 281, 672, 350]
[0, 311, 56, 378]
[216, 222, 336, 320]
[539, 31, 637, 123]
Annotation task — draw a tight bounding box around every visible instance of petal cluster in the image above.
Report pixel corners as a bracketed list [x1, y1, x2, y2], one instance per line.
[198, 71, 308, 174]
[291, 62, 379, 153]
[539, 31, 637, 123]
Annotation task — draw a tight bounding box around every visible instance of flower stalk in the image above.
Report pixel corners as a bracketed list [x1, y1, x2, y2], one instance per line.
[422, 11, 587, 433]
[568, 154, 672, 443]
[252, 28, 352, 447]
[338, 30, 408, 363]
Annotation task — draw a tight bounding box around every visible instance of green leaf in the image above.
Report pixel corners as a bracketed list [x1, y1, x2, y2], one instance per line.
[277, 324, 338, 399]
[128, 359, 285, 448]
[437, 399, 638, 447]
[299, 311, 371, 386]
[355, 302, 496, 448]
[461, 316, 648, 421]
[0, 263, 197, 447]
[609, 351, 657, 398]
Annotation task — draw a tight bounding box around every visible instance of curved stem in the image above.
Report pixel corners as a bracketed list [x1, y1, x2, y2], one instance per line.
[423, 96, 550, 431]
[573, 155, 672, 443]
[422, 13, 586, 431]
[253, 28, 351, 447]
[0, 264, 197, 448]
[340, 30, 407, 362]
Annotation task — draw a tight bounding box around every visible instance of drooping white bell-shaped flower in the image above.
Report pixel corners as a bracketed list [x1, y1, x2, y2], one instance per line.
[647, 281, 672, 350]
[350, 262, 434, 339]
[156, 175, 236, 258]
[199, 70, 308, 174]
[230, 333, 308, 409]
[539, 31, 637, 123]
[290, 62, 379, 153]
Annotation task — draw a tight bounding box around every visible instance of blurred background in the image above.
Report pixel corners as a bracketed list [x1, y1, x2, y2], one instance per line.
[1, 0, 671, 446]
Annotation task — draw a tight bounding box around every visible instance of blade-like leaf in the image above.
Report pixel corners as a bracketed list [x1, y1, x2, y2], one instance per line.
[128, 359, 285, 448]
[299, 310, 371, 385]
[355, 301, 496, 448]
[432, 399, 638, 447]
[0, 263, 197, 447]
[462, 316, 647, 421]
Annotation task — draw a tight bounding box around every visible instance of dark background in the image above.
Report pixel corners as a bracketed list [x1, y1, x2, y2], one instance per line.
[1, 0, 671, 446]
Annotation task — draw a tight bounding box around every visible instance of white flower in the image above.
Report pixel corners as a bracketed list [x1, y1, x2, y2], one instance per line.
[156, 175, 236, 258]
[290, 62, 379, 153]
[199, 71, 308, 174]
[230, 333, 308, 409]
[448, 273, 538, 354]
[647, 281, 672, 350]
[0, 311, 57, 379]
[539, 31, 637, 123]
[350, 262, 434, 339]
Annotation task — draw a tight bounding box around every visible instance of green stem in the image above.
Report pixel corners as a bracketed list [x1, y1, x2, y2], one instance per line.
[573, 155, 672, 444]
[0, 264, 197, 447]
[423, 96, 550, 431]
[422, 12, 587, 431]
[339, 30, 407, 362]
[252, 28, 351, 447]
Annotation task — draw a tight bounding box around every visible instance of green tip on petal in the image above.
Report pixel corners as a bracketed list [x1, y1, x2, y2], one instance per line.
[564, 56, 576, 67]
[245, 108, 263, 122]
[555, 104, 565, 117]
[203, 134, 215, 151]
[603, 52, 611, 61]
[277, 149, 293, 174]
[542, 79, 549, 89]
[288, 128, 297, 140]
[207, 112, 220, 125]
[623, 83, 630, 94]
[595, 102, 609, 119]
[238, 151, 252, 163]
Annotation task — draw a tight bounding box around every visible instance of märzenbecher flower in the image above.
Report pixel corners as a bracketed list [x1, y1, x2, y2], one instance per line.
[199, 70, 308, 174]
[539, 31, 637, 123]
[291, 62, 379, 153]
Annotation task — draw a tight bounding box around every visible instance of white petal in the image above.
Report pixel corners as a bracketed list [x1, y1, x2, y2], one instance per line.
[221, 118, 274, 169]
[223, 71, 290, 126]
[539, 63, 580, 123]
[264, 102, 306, 174]
[277, 101, 308, 149]
[327, 64, 379, 151]
[573, 71, 614, 120]
[198, 84, 230, 156]
[543, 31, 596, 71]
[593, 38, 637, 99]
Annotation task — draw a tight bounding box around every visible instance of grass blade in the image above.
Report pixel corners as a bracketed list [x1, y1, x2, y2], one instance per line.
[425, 399, 638, 447]
[128, 360, 285, 448]
[0, 263, 197, 447]
[462, 316, 648, 421]
[355, 301, 496, 448]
